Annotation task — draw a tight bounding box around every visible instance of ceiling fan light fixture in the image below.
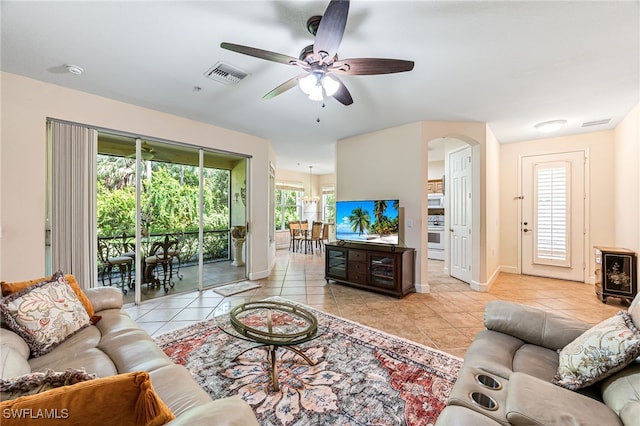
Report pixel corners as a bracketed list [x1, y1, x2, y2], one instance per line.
[299, 73, 319, 95]
[322, 74, 339, 96]
[534, 120, 567, 133]
[308, 84, 324, 101]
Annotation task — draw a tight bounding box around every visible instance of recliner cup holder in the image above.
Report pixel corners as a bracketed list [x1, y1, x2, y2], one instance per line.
[470, 392, 498, 411]
[475, 373, 502, 390]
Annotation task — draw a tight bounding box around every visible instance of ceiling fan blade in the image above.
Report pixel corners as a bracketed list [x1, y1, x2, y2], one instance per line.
[263, 75, 305, 100]
[221, 42, 302, 66]
[329, 75, 353, 105]
[313, 0, 349, 63]
[331, 58, 415, 75]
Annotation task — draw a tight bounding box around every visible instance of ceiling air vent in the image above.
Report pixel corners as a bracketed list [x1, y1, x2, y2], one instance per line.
[204, 62, 248, 85]
[581, 118, 611, 127]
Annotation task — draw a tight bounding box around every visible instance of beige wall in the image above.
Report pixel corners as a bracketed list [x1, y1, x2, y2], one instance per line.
[428, 161, 444, 180]
[337, 121, 499, 292]
[613, 105, 640, 284]
[499, 130, 616, 283]
[485, 126, 502, 285]
[0, 72, 276, 282]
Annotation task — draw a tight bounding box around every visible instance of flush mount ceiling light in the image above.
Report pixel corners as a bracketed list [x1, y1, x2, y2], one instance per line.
[534, 120, 567, 133]
[65, 64, 84, 75]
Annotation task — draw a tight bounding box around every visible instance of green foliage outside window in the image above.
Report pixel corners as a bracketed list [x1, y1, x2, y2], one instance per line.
[323, 193, 335, 222]
[275, 189, 302, 230]
[96, 155, 230, 238]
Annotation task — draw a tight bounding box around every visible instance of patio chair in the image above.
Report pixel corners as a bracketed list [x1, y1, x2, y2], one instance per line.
[120, 233, 136, 290]
[97, 237, 133, 294]
[144, 234, 178, 293]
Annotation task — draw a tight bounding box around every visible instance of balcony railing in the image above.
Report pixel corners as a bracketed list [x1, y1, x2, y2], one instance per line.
[98, 229, 232, 272]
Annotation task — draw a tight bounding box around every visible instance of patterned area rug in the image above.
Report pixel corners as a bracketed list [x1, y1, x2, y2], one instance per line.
[212, 281, 260, 296]
[154, 297, 462, 425]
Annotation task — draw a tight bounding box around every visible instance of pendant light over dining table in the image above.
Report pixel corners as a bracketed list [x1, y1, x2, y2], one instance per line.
[303, 166, 320, 204]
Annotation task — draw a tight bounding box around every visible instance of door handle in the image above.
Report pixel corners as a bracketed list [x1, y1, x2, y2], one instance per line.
[523, 228, 530, 233]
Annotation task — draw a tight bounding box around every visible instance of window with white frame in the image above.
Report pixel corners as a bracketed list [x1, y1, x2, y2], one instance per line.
[275, 182, 304, 230]
[322, 185, 335, 222]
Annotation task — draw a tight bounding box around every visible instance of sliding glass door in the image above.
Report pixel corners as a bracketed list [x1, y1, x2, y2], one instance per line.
[95, 132, 248, 304]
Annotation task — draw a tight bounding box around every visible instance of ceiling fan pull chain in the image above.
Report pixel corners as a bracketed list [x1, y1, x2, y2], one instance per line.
[316, 102, 326, 123]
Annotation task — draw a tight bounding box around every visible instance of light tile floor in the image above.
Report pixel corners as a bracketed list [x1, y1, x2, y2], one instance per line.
[126, 249, 626, 358]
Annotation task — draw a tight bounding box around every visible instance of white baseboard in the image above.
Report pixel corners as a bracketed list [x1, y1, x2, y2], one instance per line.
[499, 265, 519, 274]
[469, 265, 501, 292]
[249, 269, 269, 280]
[415, 282, 430, 293]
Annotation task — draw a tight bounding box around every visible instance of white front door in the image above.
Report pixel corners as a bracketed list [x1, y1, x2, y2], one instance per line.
[521, 151, 585, 281]
[449, 146, 472, 284]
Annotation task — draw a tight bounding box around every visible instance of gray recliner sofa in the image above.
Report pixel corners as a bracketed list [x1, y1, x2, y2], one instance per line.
[436, 294, 640, 425]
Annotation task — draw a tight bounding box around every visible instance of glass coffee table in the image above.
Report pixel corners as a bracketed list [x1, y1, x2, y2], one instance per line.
[213, 300, 321, 392]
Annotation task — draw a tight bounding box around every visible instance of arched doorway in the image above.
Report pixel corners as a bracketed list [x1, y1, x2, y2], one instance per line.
[426, 136, 482, 290]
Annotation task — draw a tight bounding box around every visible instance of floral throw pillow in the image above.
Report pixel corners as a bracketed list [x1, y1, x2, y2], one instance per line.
[0, 368, 96, 400]
[0, 272, 91, 357]
[553, 311, 640, 390]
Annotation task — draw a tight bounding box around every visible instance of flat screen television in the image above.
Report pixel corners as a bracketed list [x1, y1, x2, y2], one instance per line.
[335, 199, 400, 245]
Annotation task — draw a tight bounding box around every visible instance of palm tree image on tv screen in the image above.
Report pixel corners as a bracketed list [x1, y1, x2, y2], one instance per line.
[336, 199, 399, 245]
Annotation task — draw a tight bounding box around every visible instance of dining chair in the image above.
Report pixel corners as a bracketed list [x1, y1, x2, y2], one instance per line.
[321, 222, 329, 250]
[305, 221, 323, 254]
[289, 221, 302, 252]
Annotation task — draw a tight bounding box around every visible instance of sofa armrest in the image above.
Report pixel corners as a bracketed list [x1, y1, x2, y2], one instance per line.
[484, 301, 590, 350]
[84, 287, 123, 312]
[166, 398, 258, 426]
[505, 373, 622, 426]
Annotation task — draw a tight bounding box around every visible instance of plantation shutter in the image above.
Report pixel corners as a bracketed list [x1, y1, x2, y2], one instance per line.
[533, 161, 571, 267]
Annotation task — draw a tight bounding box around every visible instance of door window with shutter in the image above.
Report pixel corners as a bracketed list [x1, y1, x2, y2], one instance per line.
[533, 161, 571, 267]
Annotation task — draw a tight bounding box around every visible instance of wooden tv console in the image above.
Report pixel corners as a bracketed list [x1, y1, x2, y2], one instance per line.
[324, 242, 415, 298]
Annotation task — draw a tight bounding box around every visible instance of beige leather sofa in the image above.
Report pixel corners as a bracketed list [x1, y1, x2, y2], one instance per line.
[436, 294, 640, 426]
[1, 286, 258, 425]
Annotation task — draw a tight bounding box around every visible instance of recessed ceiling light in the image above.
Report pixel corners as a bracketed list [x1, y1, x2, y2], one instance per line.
[65, 64, 84, 75]
[534, 120, 567, 133]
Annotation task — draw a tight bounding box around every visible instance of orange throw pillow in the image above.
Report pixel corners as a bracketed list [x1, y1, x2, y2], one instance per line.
[0, 371, 174, 426]
[1, 273, 97, 322]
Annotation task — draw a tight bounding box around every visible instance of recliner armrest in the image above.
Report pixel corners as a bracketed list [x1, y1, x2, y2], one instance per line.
[166, 398, 259, 426]
[84, 287, 123, 312]
[484, 301, 590, 350]
[505, 373, 622, 426]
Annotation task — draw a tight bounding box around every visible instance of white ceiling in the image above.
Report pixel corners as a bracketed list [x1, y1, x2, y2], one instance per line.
[2, 1, 638, 175]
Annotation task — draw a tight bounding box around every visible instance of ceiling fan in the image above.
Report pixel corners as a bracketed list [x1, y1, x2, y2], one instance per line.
[220, 0, 414, 105]
[126, 141, 161, 161]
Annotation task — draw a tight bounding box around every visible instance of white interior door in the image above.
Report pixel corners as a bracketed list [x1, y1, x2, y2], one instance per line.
[521, 151, 585, 281]
[449, 146, 472, 284]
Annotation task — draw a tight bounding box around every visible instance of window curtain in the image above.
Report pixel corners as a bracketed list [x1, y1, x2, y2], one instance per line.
[49, 120, 97, 289]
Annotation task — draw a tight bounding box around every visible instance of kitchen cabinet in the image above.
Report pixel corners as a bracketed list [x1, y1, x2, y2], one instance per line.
[427, 179, 443, 194]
